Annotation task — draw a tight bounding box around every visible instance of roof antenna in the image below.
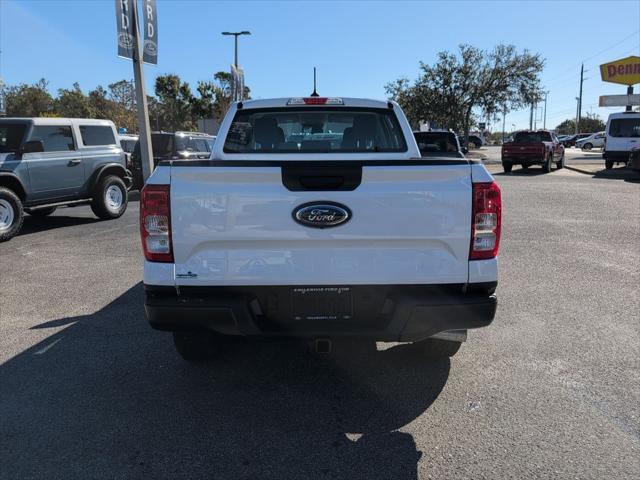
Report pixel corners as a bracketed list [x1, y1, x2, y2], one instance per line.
[310, 67, 319, 97]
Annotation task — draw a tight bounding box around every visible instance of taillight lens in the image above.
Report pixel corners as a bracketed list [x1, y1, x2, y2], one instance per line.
[470, 181, 502, 260]
[140, 184, 173, 262]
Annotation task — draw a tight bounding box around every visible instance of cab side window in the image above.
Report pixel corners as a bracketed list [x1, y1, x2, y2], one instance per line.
[30, 126, 75, 152]
[192, 138, 210, 152]
[80, 125, 116, 146]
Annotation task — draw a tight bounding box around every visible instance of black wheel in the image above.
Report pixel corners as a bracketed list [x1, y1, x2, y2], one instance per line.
[416, 338, 462, 358]
[556, 153, 565, 169]
[542, 154, 552, 173]
[27, 206, 57, 217]
[605, 159, 614, 170]
[502, 161, 513, 173]
[0, 187, 24, 242]
[173, 332, 221, 362]
[91, 175, 128, 219]
[582, 143, 593, 151]
[521, 164, 529, 170]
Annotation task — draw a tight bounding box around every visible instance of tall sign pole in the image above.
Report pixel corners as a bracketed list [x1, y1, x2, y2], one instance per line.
[115, 0, 156, 184]
[131, 1, 153, 182]
[222, 31, 250, 102]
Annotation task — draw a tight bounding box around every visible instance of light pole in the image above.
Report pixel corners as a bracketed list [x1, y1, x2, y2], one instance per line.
[221, 31, 251, 68]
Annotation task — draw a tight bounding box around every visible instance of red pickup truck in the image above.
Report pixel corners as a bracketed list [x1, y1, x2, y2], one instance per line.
[502, 130, 565, 173]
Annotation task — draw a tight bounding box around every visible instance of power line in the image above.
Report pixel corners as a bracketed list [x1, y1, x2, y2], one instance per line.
[543, 30, 639, 87]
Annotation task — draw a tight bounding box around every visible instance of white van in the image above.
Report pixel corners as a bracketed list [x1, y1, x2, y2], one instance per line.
[603, 112, 640, 169]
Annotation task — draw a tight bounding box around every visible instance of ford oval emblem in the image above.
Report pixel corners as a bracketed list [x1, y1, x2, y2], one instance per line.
[293, 202, 351, 229]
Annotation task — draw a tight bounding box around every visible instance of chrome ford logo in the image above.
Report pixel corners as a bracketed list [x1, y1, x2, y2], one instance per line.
[293, 202, 351, 228]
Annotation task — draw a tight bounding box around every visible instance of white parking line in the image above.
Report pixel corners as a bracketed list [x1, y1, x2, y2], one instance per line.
[34, 338, 62, 355]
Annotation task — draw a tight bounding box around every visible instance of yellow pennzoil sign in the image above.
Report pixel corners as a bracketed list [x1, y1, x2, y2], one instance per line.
[600, 56, 640, 85]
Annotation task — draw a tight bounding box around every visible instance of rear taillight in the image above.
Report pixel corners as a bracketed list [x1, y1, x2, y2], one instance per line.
[470, 181, 502, 260]
[140, 184, 173, 262]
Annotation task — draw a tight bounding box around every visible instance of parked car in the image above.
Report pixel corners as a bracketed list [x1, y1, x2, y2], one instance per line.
[560, 133, 592, 148]
[603, 112, 640, 170]
[0, 118, 131, 241]
[501, 130, 565, 173]
[413, 130, 467, 158]
[458, 134, 484, 148]
[118, 134, 139, 154]
[141, 96, 500, 362]
[118, 133, 139, 170]
[576, 131, 605, 150]
[130, 131, 215, 189]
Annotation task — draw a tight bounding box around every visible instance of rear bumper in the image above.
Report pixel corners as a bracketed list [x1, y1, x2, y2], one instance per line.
[502, 156, 544, 165]
[144, 283, 497, 342]
[603, 151, 630, 162]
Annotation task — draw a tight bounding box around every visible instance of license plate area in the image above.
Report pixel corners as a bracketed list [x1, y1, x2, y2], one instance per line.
[291, 287, 353, 321]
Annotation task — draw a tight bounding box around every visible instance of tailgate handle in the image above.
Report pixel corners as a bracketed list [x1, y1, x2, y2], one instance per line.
[299, 175, 344, 190]
[282, 165, 362, 191]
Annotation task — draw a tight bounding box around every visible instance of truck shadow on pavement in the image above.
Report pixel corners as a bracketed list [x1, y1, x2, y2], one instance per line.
[18, 214, 100, 236]
[493, 167, 548, 176]
[1, 283, 450, 479]
[592, 167, 640, 183]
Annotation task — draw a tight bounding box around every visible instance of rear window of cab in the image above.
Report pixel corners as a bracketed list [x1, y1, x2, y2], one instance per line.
[223, 107, 408, 153]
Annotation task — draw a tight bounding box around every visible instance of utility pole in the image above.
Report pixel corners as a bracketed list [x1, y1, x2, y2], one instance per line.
[501, 106, 506, 143]
[575, 97, 580, 135]
[626, 84, 634, 112]
[529, 102, 534, 130]
[222, 31, 251, 68]
[577, 63, 584, 133]
[543, 92, 548, 129]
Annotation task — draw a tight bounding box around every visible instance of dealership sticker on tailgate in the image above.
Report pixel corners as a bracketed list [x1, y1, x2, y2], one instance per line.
[291, 287, 353, 321]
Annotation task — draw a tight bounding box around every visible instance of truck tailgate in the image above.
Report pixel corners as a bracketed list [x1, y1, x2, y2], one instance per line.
[169, 163, 472, 286]
[503, 143, 544, 158]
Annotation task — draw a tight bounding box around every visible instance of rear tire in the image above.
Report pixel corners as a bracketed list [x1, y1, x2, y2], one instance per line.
[582, 143, 593, 151]
[91, 175, 128, 220]
[417, 338, 462, 358]
[542, 154, 552, 173]
[521, 164, 529, 170]
[27, 206, 57, 217]
[502, 161, 513, 173]
[173, 332, 221, 362]
[605, 159, 614, 170]
[0, 187, 23, 242]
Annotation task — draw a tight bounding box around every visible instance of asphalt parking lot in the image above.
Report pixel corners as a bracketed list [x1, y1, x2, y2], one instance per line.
[1, 166, 639, 479]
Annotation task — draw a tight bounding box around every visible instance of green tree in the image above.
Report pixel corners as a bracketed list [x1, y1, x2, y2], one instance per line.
[87, 86, 110, 119]
[208, 71, 251, 123]
[386, 44, 545, 140]
[55, 83, 92, 118]
[154, 74, 195, 131]
[5, 79, 54, 116]
[555, 114, 606, 135]
[108, 80, 137, 133]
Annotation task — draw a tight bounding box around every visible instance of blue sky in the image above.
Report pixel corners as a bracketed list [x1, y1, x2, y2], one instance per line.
[1, 0, 639, 130]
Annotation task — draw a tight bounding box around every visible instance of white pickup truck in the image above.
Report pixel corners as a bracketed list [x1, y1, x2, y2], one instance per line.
[140, 97, 501, 361]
